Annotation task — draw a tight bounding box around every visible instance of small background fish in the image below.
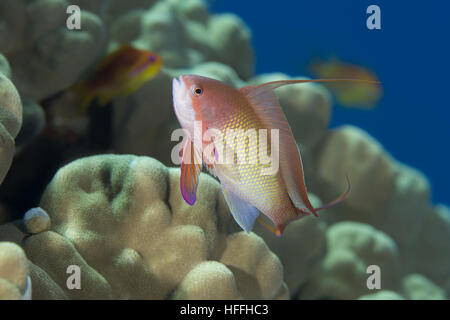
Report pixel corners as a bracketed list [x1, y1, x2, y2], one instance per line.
[74, 45, 163, 111]
[309, 58, 382, 109]
[41, 45, 163, 142]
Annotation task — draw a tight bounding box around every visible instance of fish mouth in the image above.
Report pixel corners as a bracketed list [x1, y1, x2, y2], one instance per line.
[172, 75, 189, 117]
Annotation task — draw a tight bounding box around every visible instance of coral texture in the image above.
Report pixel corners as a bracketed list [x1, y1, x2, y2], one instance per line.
[254, 194, 327, 296]
[0, 242, 30, 299]
[401, 274, 446, 300]
[298, 222, 400, 300]
[0, 71, 22, 184]
[358, 290, 404, 300]
[0, 0, 448, 301]
[0, 0, 106, 101]
[21, 154, 287, 300]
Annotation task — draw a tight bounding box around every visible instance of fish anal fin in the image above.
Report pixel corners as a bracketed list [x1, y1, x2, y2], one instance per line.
[256, 215, 282, 237]
[221, 184, 259, 233]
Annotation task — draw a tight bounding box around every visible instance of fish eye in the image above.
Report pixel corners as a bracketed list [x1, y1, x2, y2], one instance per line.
[148, 54, 156, 62]
[192, 87, 203, 97]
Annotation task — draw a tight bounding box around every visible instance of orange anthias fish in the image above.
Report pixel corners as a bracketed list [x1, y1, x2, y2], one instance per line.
[75, 45, 163, 110]
[309, 58, 381, 109]
[172, 75, 379, 236]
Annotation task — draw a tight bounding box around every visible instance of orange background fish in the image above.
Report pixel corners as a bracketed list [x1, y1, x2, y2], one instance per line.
[75, 45, 163, 110]
[309, 58, 381, 109]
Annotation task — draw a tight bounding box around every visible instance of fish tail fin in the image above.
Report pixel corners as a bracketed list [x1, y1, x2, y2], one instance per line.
[314, 175, 351, 212]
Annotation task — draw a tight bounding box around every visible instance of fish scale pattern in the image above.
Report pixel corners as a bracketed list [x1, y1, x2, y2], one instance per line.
[214, 103, 296, 230]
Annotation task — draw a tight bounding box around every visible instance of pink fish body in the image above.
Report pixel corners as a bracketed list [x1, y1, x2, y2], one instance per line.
[172, 75, 358, 236]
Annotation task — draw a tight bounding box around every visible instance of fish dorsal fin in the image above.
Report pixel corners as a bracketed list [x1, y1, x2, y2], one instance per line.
[180, 136, 203, 206]
[221, 182, 260, 233]
[239, 81, 318, 216]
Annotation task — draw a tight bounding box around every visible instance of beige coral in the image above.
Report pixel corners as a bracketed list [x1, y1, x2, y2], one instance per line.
[21, 154, 287, 299]
[23, 207, 51, 234]
[358, 290, 405, 300]
[1, 0, 106, 100]
[0, 72, 22, 184]
[107, 0, 254, 79]
[409, 205, 450, 286]
[401, 274, 446, 300]
[314, 126, 398, 226]
[298, 222, 400, 300]
[313, 126, 432, 250]
[0, 242, 31, 299]
[254, 193, 327, 297]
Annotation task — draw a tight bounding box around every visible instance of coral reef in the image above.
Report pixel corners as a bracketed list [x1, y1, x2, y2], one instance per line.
[358, 290, 404, 300]
[15, 100, 46, 147]
[18, 155, 287, 299]
[0, 0, 448, 301]
[0, 70, 22, 185]
[401, 274, 446, 300]
[0, 242, 31, 299]
[253, 194, 327, 296]
[297, 222, 400, 300]
[112, 61, 247, 165]
[0, 54, 11, 78]
[0, 0, 106, 101]
[117, 0, 254, 78]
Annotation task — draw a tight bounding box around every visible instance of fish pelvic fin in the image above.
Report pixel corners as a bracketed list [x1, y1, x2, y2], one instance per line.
[314, 175, 351, 212]
[256, 216, 283, 237]
[221, 183, 260, 233]
[180, 137, 203, 206]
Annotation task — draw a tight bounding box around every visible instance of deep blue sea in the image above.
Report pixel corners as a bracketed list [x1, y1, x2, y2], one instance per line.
[210, 0, 449, 205]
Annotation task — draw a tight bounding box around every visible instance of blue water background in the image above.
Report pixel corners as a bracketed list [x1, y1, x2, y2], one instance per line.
[209, 0, 449, 205]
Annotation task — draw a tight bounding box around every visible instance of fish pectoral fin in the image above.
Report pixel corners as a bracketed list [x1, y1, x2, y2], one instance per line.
[180, 138, 203, 206]
[221, 183, 259, 233]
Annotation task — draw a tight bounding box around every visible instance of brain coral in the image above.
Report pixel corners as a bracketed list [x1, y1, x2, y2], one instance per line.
[22, 154, 287, 300]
